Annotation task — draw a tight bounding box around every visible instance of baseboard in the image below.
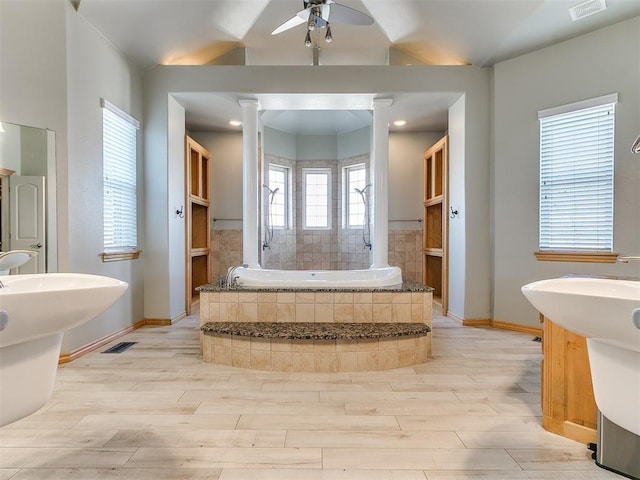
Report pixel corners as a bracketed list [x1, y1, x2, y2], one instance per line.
[491, 320, 542, 336]
[145, 311, 186, 326]
[452, 314, 542, 336]
[58, 319, 146, 364]
[462, 318, 492, 327]
[58, 312, 188, 364]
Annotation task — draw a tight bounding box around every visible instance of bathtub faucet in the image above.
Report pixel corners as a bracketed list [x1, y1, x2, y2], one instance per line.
[225, 263, 248, 289]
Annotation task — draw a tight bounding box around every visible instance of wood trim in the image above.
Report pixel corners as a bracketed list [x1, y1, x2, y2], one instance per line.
[491, 320, 543, 336]
[58, 313, 187, 363]
[462, 318, 492, 327]
[459, 317, 543, 335]
[101, 250, 141, 262]
[144, 311, 186, 326]
[534, 251, 618, 263]
[58, 319, 146, 364]
[0, 168, 16, 176]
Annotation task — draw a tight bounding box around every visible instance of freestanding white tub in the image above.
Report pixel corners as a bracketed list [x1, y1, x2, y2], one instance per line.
[0, 273, 128, 426]
[234, 266, 403, 288]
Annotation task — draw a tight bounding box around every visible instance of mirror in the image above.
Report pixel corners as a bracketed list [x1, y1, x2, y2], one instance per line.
[0, 121, 57, 273]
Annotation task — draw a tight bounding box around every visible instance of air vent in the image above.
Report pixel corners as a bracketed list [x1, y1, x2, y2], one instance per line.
[102, 341, 137, 353]
[569, 0, 607, 21]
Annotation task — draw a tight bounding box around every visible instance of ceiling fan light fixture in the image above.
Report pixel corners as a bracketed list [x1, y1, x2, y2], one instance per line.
[307, 11, 316, 30]
[325, 24, 333, 43]
[304, 30, 312, 47]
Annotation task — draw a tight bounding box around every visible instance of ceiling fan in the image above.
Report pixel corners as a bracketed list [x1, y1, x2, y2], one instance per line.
[272, 0, 373, 46]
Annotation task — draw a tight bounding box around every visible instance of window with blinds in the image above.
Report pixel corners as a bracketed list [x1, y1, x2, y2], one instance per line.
[538, 94, 617, 253]
[102, 99, 139, 254]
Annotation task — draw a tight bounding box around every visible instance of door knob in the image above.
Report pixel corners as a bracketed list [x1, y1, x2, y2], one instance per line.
[30, 243, 42, 249]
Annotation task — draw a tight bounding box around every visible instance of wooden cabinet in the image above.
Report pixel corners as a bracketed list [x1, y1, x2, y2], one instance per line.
[186, 136, 211, 314]
[542, 316, 597, 443]
[422, 136, 448, 312]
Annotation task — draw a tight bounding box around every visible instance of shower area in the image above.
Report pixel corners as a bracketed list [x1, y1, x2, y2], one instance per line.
[260, 151, 372, 271]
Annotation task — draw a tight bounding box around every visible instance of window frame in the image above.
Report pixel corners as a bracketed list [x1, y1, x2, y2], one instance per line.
[101, 98, 141, 262]
[535, 93, 618, 263]
[343, 163, 367, 229]
[266, 164, 289, 230]
[302, 167, 332, 230]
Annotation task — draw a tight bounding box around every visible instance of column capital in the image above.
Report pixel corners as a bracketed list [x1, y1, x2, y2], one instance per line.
[371, 98, 394, 108]
[239, 98, 261, 110]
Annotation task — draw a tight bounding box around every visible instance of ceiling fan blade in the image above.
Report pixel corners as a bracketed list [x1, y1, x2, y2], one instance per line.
[271, 12, 307, 35]
[327, 3, 373, 25]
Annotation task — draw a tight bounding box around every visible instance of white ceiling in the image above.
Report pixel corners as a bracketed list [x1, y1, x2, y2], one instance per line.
[77, 0, 640, 135]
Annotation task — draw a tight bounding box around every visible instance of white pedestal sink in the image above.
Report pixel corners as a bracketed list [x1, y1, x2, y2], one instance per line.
[0, 273, 128, 426]
[522, 277, 640, 437]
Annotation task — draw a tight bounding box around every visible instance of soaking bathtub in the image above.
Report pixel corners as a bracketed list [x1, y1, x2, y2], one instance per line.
[234, 266, 403, 288]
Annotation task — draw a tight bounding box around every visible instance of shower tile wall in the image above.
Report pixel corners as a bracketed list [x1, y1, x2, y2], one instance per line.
[211, 230, 243, 280]
[261, 154, 373, 271]
[262, 155, 297, 270]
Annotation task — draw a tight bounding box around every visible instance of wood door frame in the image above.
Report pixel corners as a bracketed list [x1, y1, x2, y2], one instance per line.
[185, 136, 211, 315]
[422, 136, 448, 314]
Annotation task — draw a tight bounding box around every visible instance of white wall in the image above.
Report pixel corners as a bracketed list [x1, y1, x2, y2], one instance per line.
[493, 17, 640, 328]
[191, 131, 244, 231]
[338, 126, 371, 159]
[263, 127, 295, 159]
[19, 127, 48, 176]
[388, 132, 443, 231]
[167, 96, 186, 319]
[0, 0, 68, 270]
[296, 134, 337, 160]
[448, 96, 466, 320]
[63, 2, 144, 351]
[0, 123, 22, 173]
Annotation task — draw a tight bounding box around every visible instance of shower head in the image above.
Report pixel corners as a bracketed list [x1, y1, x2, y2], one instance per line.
[263, 184, 279, 195]
[269, 187, 280, 203]
[355, 184, 372, 195]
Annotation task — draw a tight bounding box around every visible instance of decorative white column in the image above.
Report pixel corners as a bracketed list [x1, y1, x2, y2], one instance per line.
[240, 99, 260, 268]
[371, 98, 393, 268]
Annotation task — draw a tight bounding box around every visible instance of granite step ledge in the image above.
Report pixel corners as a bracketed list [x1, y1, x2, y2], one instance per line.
[201, 321, 431, 340]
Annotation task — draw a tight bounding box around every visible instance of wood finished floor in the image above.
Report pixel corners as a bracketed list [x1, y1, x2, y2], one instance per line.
[0, 308, 619, 479]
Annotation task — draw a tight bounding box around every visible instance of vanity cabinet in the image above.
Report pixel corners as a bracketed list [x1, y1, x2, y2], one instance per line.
[542, 315, 597, 443]
[422, 135, 448, 312]
[186, 136, 211, 314]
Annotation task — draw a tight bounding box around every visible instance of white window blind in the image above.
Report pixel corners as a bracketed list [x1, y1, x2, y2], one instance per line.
[267, 165, 288, 229]
[102, 99, 139, 252]
[538, 95, 616, 252]
[303, 168, 331, 229]
[345, 163, 366, 228]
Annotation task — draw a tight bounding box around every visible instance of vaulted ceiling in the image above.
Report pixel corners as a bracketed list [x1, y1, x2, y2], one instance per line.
[76, 0, 639, 134]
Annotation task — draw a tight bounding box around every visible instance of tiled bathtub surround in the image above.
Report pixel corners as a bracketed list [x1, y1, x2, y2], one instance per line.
[260, 154, 373, 271]
[198, 281, 433, 372]
[211, 228, 423, 282]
